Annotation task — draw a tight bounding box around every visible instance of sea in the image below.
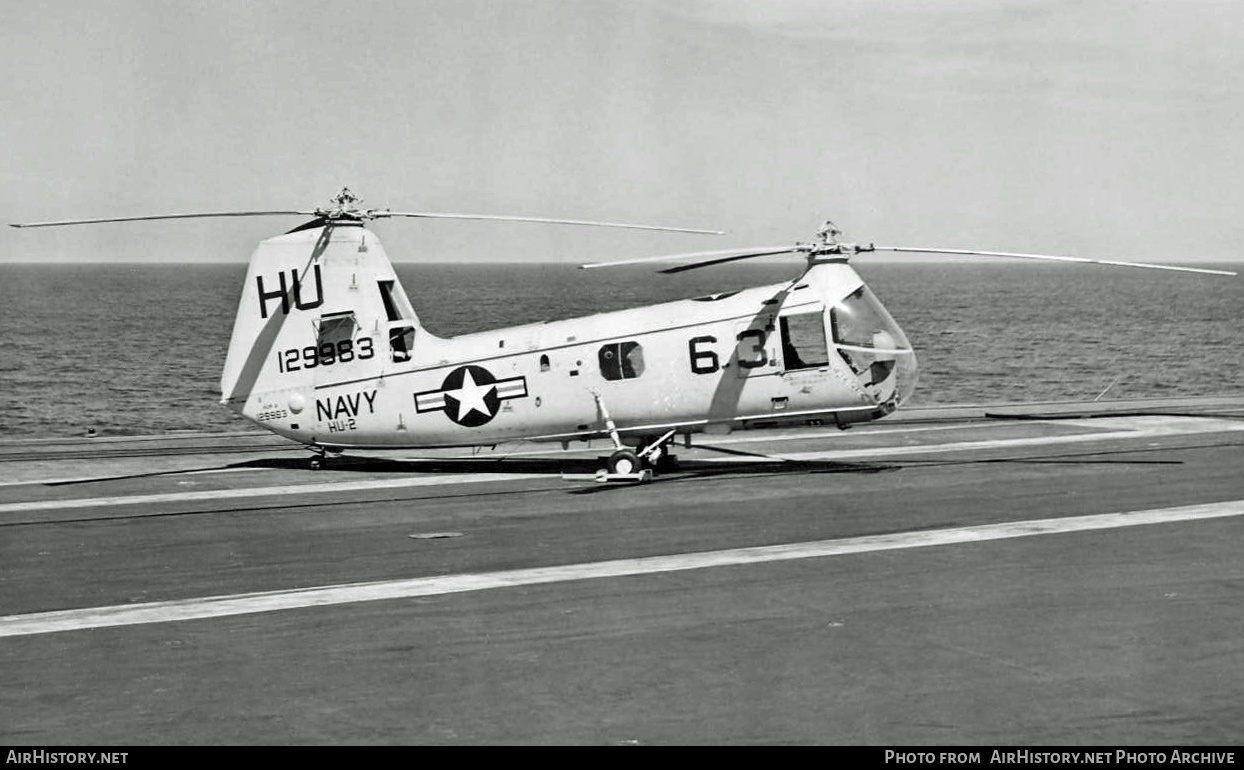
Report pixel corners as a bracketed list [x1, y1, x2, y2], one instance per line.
[0, 261, 1240, 438]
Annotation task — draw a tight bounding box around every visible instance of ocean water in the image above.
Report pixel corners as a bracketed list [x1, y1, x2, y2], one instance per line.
[0, 261, 1239, 438]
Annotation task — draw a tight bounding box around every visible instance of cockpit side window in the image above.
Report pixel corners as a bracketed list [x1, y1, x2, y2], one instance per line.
[779, 312, 829, 371]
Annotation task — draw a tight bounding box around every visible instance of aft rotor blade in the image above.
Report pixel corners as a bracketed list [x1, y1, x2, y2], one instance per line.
[376, 211, 723, 235]
[873, 247, 1237, 276]
[10, 211, 316, 228]
[580, 245, 795, 270]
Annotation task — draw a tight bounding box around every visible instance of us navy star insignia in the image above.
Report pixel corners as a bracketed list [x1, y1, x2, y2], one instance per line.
[413, 365, 528, 427]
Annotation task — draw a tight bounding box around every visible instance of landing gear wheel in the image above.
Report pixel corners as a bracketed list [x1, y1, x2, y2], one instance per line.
[308, 456, 324, 471]
[607, 448, 641, 475]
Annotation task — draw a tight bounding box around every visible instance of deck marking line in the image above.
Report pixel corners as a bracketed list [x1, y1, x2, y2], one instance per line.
[8, 416, 1234, 504]
[0, 473, 547, 514]
[445, 422, 1016, 461]
[2, 498, 1242, 638]
[772, 416, 1244, 462]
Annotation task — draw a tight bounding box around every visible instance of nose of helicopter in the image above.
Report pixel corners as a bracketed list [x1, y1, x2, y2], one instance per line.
[828, 283, 919, 409]
[861, 326, 919, 410]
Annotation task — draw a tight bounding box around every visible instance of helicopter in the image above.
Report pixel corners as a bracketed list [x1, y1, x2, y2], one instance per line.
[11, 188, 1237, 481]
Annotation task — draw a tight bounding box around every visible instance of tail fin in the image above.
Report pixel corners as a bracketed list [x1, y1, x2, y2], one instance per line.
[220, 222, 421, 434]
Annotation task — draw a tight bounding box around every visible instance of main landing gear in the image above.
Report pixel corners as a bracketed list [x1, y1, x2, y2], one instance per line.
[605, 447, 641, 475]
[569, 393, 680, 484]
[306, 446, 343, 470]
[605, 430, 680, 475]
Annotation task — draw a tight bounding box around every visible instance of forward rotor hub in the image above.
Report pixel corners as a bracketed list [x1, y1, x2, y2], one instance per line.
[797, 219, 875, 259]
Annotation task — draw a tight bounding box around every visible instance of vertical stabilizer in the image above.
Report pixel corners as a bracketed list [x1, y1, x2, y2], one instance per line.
[219, 222, 420, 437]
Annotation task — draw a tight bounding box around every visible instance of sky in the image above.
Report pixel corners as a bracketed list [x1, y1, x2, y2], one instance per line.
[1, 0, 1241, 265]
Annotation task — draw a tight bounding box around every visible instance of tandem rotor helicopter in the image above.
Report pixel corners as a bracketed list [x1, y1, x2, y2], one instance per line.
[11, 188, 1237, 481]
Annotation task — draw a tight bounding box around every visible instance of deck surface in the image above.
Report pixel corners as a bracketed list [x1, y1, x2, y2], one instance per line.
[2, 397, 1243, 745]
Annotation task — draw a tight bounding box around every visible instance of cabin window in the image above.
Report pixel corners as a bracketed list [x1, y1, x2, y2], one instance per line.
[317, 312, 357, 349]
[390, 325, 416, 362]
[598, 341, 644, 380]
[779, 312, 829, 370]
[539, 354, 550, 372]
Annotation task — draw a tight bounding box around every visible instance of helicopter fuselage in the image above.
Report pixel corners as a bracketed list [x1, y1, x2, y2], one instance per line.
[221, 223, 918, 451]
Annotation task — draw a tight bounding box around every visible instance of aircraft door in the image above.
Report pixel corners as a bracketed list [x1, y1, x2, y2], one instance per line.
[777, 307, 831, 373]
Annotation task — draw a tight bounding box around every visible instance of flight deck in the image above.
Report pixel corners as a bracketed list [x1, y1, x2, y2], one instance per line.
[2, 396, 1242, 745]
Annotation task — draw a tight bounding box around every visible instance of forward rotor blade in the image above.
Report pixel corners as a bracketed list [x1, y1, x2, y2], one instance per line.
[375, 211, 723, 235]
[660, 249, 801, 274]
[873, 247, 1237, 276]
[10, 211, 316, 228]
[580, 246, 796, 270]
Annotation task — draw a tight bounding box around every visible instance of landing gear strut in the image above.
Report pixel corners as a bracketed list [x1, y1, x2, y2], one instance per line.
[307, 447, 327, 470]
[634, 430, 680, 473]
[307, 446, 343, 471]
[590, 390, 681, 478]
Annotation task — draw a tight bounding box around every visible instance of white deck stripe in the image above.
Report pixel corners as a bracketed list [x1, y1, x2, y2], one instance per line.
[0, 473, 546, 514]
[476, 414, 1239, 463]
[438, 422, 1014, 462]
[2, 499, 1241, 638]
[772, 416, 1244, 462]
[3, 416, 1238, 509]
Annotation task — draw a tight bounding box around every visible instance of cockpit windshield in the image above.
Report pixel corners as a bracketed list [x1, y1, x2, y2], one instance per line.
[830, 285, 918, 407]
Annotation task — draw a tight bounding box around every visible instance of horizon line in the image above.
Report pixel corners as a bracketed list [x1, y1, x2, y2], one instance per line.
[0, 258, 1239, 267]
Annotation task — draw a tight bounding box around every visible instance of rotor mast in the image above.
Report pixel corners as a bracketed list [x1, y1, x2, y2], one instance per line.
[315, 187, 366, 221]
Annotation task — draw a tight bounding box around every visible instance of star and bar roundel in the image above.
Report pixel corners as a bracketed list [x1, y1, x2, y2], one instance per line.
[413, 365, 528, 427]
